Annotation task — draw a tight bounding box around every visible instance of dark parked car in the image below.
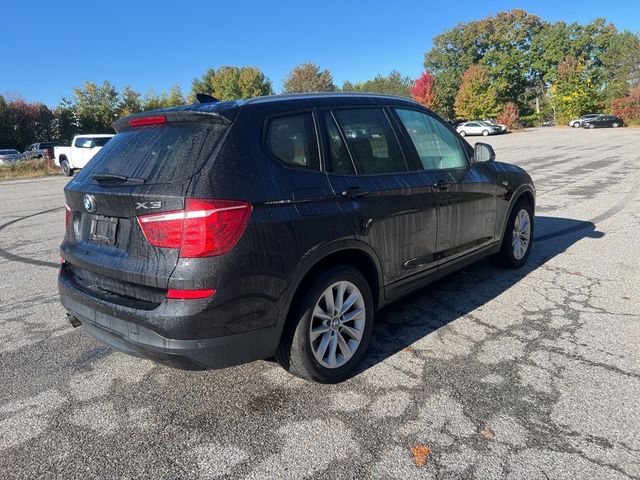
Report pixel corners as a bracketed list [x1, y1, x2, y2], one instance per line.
[582, 115, 624, 129]
[24, 142, 58, 160]
[59, 93, 535, 383]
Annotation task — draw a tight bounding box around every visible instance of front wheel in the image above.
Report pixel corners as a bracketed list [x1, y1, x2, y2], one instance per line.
[589, 124, 595, 129]
[459, 130, 466, 137]
[612, 123, 619, 128]
[276, 266, 374, 383]
[572, 122, 580, 128]
[482, 130, 489, 136]
[490, 199, 533, 268]
[60, 160, 74, 177]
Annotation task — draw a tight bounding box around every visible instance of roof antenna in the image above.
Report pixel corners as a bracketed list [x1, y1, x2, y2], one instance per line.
[195, 93, 220, 104]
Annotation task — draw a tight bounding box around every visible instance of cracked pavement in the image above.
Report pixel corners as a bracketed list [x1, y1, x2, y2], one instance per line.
[0, 128, 639, 479]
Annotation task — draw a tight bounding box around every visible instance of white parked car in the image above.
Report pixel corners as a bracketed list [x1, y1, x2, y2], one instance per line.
[456, 122, 500, 137]
[54, 134, 114, 176]
[568, 114, 599, 128]
[0, 149, 26, 164]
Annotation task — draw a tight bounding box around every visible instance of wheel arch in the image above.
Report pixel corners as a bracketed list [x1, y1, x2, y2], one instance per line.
[275, 240, 384, 341]
[501, 185, 536, 242]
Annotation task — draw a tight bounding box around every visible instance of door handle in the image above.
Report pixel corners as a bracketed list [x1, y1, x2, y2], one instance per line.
[341, 187, 370, 198]
[433, 180, 452, 190]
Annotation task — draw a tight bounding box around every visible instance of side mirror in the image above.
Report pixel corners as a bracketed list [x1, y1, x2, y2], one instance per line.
[474, 142, 495, 163]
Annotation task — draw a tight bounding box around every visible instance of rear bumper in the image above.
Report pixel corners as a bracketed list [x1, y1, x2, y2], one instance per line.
[59, 271, 280, 370]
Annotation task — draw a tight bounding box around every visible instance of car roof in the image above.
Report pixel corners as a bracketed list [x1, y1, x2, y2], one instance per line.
[142, 92, 423, 116]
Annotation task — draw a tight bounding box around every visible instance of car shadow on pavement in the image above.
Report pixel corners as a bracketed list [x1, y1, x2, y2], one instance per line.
[357, 216, 604, 376]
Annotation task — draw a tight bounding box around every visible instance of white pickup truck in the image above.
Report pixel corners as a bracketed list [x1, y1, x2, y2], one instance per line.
[54, 134, 114, 176]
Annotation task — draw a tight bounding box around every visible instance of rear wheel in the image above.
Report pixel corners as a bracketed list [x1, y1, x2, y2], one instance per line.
[60, 159, 73, 177]
[589, 124, 595, 129]
[490, 199, 533, 268]
[276, 266, 374, 383]
[572, 122, 580, 128]
[482, 130, 489, 136]
[613, 123, 619, 128]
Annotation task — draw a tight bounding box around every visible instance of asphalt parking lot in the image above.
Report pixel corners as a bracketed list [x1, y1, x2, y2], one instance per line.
[1, 127, 639, 479]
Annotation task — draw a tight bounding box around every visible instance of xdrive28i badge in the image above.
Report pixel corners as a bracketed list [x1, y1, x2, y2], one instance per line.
[83, 194, 97, 213]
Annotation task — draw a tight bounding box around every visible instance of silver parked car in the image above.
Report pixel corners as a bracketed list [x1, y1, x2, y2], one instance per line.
[456, 121, 500, 137]
[0, 149, 26, 164]
[568, 114, 599, 128]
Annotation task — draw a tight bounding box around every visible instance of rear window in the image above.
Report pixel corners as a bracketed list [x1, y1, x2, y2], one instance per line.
[93, 137, 111, 147]
[78, 123, 226, 184]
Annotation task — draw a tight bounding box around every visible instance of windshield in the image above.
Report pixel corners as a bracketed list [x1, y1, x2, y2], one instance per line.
[76, 123, 226, 184]
[0, 150, 19, 155]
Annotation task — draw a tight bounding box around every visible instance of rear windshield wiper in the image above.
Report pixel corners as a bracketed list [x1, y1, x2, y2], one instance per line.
[92, 173, 145, 184]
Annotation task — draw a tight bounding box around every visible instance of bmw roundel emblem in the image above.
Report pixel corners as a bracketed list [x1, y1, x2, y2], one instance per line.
[84, 194, 97, 213]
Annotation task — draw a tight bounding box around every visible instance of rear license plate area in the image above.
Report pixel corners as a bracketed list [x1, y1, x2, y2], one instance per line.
[89, 215, 119, 246]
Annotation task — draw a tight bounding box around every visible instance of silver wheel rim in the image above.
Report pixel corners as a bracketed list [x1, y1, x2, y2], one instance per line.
[309, 281, 366, 369]
[512, 209, 531, 260]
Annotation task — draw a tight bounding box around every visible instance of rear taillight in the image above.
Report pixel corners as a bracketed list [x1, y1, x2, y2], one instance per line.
[137, 199, 252, 257]
[65, 205, 71, 229]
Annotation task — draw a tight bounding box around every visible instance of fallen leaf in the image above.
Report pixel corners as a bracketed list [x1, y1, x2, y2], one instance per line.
[403, 346, 415, 353]
[622, 296, 630, 300]
[411, 444, 431, 467]
[480, 427, 495, 439]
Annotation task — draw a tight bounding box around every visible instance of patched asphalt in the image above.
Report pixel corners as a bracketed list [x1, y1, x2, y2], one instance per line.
[1, 128, 639, 479]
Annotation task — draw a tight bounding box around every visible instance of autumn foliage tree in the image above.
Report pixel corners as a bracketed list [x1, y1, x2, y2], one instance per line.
[282, 63, 335, 93]
[496, 102, 521, 129]
[411, 72, 436, 109]
[454, 65, 498, 119]
[342, 71, 413, 97]
[551, 55, 599, 121]
[611, 83, 640, 123]
[191, 66, 273, 101]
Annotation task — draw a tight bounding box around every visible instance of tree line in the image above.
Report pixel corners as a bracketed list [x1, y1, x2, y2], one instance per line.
[1, 9, 639, 150]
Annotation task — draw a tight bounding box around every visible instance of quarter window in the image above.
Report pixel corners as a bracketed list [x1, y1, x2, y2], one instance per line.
[395, 109, 468, 170]
[332, 108, 407, 174]
[266, 113, 319, 170]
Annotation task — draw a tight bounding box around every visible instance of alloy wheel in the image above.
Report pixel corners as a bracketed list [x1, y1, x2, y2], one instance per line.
[512, 209, 531, 260]
[309, 281, 366, 369]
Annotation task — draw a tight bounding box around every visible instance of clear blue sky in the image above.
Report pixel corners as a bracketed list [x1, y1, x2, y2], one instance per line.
[2, 0, 639, 107]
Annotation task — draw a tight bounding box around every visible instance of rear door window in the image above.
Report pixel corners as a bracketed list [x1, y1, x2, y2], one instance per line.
[265, 113, 319, 170]
[77, 123, 226, 184]
[395, 108, 468, 170]
[332, 108, 407, 174]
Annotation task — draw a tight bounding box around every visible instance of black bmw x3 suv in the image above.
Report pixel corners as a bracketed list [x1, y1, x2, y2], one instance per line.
[59, 93, 535, 383]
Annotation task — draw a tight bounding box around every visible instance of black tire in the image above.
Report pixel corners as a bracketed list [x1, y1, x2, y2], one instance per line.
[60, 159, 73, 177]
[275, 265, 374, 383]
[490, 199, 533, 268]
[459, 130, 466, 137]
[612, 123, 619, 128]
[482, 129, 489, 136]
